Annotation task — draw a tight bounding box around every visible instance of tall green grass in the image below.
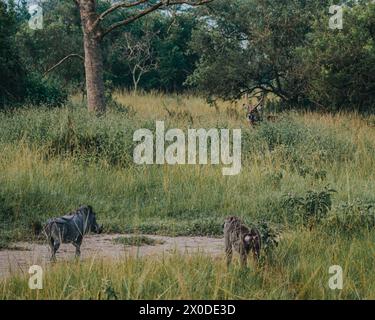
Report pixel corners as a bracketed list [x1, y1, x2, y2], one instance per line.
[1, 95, 375, 244]
[2, 229, 375, 299]
[1, 93, 375, 298]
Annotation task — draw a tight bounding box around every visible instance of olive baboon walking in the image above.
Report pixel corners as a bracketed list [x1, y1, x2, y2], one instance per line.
[224, 216, 261, 267]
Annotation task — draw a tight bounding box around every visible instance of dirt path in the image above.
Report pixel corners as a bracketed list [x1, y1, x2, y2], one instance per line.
[0, 234, 224, 279]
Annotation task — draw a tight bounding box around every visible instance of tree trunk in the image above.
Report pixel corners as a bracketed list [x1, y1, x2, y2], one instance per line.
[133, 81, 138, 96]
[79, 0, 106, 113]
[132, 69, 142, 96]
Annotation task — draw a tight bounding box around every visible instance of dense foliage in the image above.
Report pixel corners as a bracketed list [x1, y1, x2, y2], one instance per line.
[188, 0, 375, 112]
[1, 0, 375, 111]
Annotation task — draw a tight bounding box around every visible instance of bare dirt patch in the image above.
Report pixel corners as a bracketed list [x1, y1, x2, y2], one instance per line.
[0, 234, 224, 279]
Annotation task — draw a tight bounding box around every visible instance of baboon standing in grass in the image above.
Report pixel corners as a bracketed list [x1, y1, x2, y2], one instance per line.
[224, 216, 261, 268]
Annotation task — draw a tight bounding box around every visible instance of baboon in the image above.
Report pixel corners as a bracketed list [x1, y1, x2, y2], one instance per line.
[224, 216, 261, 267]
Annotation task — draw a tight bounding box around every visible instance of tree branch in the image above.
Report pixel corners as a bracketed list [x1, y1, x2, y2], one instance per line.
[92, 0, 148, 31]
[43, 54, 84, 77]
[100, 1, 164, 38]
[166, 0, 214, 6]
[100, 0, 214, 38]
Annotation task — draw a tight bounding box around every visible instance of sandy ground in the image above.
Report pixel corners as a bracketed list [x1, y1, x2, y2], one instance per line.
[0, 234, 224, 279]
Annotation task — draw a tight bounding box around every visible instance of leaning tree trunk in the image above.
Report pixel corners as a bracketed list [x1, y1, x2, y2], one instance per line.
[79, 0, 106, 113]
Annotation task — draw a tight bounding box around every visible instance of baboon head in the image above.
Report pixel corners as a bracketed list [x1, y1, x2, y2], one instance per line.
[223, 216, 237, 228]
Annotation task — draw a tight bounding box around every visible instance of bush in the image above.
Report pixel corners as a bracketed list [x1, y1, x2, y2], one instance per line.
[242, 117, 357, 166]
[282, 187, 336, 229]
[324, 199, 375, 233]
[25, 73, 68, 107]
[256, 221, 280, 252]
[0, 193, 14, 223]
[0, 107, 137, 167]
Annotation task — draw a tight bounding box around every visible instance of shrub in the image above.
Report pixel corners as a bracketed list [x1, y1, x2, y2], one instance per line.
[324, 199, 375, 233]
[242, 117, 357, 168]
[0, 107, 137, 167]
[256, 221, 280, 252]
[25, 73, 68, 107]
[282, 186, 336, 229]
[0, 193, 14, 223]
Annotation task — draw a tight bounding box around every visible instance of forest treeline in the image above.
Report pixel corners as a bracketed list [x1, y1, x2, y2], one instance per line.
[1, 0, 375, 112]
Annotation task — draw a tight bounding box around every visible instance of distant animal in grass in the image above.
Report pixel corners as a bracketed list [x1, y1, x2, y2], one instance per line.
[43, 205, 102, 261]
[223, 216, 261, 268]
